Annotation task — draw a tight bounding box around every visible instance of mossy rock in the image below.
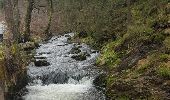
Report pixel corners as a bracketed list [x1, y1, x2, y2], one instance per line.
[69, 47, 81, 54]
[71, 53, 87, 61]
[19, 42, 36, 51]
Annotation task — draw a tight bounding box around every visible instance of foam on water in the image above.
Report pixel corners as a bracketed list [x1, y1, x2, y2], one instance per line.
[23, 33, 105, 100]
[24, 84, 91, 100]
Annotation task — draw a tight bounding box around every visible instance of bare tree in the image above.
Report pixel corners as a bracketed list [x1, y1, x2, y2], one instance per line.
[24, 0, 34, 42]
[44, 0, 53, 39]
[4, 0, 20, 43]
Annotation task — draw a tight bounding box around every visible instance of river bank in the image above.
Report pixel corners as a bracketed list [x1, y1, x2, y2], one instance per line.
[8, 33, 106, 100]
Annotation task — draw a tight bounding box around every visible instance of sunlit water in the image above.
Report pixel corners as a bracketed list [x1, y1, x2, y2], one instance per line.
[22, 33, 105, 100]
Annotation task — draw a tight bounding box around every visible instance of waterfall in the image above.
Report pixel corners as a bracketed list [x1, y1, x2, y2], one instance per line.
[22, 33, 105, 100]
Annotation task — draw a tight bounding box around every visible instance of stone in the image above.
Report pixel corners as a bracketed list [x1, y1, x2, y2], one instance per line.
[42, 71, 69, 84]
[34, 60, 50, 67]
[71, 53, 87, 61]
[69, 47, 81, 54]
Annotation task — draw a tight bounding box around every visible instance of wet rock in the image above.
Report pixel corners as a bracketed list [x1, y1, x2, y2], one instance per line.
[71, 74, 87, 81]
[43, 71, 69, 84]
[70, 47, 81, 54]
[77, 45, 82, 48]
[64, 34, 71, 38]
[34, 60, 50, 67]
[38, 52, 51, 55]
[71, 53, 87, 61]
[91, 50, 99, 53]
[34, 56, 46, 59]
[93, 74, 107, 89]
[57, 43, 68, 46]
[83, 52, 91, 57]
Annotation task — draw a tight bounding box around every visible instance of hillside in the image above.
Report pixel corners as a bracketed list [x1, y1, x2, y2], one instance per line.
[0, 0, 170, 99]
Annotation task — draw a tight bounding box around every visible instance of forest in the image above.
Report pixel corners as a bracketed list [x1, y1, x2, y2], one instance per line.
[0, 0, 170, 100]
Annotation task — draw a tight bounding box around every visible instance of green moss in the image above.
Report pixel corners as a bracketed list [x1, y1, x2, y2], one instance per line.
[163, 36, 170, 49]
[159, 54, 169, 62]
[137, 64, 150, 74]
[106, 75, 118, 87]
[0, 61, 4, 80]
[97, 39, 123, 68]
[0, 44, 4, 60]
[82, 36, 95, 45]
[157, 63, 170, 78]
[150, 33, 165, 43]
[117, 96, 130, 100]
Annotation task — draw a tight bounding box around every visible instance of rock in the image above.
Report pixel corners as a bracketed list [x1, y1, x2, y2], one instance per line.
[93, 74, 107, 89]
[91, 50, 99, 53]
[34, 56, 46, 59]
[77, 45, 82, 48]
[34, 60, 50, 67]
[71, 53, 87, 61]
[69, 47, 81, 54]
[57, 43, 68, 46]
[38, 52, 51, 55]
[43, 71, 69, 84]
[20, 42, 36, 51]
[83, 51, 91, 57]
[71, 74, 87, 81]
[64, 34, 71, 38]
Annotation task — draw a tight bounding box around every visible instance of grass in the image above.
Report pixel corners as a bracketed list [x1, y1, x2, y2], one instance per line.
[97, 39, 123, 68]
[163, 36, 170, 49]
[0, 44, 4, 81]
[0, 44, 3, 60]
[157, 63, 170, 78]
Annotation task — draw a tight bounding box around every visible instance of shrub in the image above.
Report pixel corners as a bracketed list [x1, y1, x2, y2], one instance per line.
[157, 63, 170, 78]
[163, 37, 170, 50]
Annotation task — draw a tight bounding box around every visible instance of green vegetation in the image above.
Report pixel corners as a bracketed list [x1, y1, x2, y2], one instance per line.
[157, 63, 170, 78]
[66, 0, 170, 99]
[1, 0, 170, 99]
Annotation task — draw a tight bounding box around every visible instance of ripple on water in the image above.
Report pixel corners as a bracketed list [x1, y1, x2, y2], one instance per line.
[23, 33, 105, 100]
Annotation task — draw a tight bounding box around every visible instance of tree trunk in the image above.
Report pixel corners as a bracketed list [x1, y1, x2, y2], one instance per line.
[44, 0, 53, 39]
[24, 0, 34, 42]
[13, 0, 21, 43]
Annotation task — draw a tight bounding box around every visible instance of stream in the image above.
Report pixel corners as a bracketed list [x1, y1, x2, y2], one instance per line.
[22, 33, 106, 100]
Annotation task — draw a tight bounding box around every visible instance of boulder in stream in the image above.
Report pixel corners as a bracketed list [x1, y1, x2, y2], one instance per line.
[71, 53, 87, 61]
[34, 60, 50, 67]
[43, 71, 69, 84]
[69, 47, 81, 54]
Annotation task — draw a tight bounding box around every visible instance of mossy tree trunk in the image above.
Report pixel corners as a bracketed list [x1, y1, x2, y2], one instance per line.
[3, 0, 22, 96]
[44, 0, 53, 39]
[24, 0, 34, 42]
[4, 0, 21, 43]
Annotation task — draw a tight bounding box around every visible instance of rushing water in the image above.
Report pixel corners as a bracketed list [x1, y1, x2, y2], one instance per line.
[22, 33, 105, 100]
